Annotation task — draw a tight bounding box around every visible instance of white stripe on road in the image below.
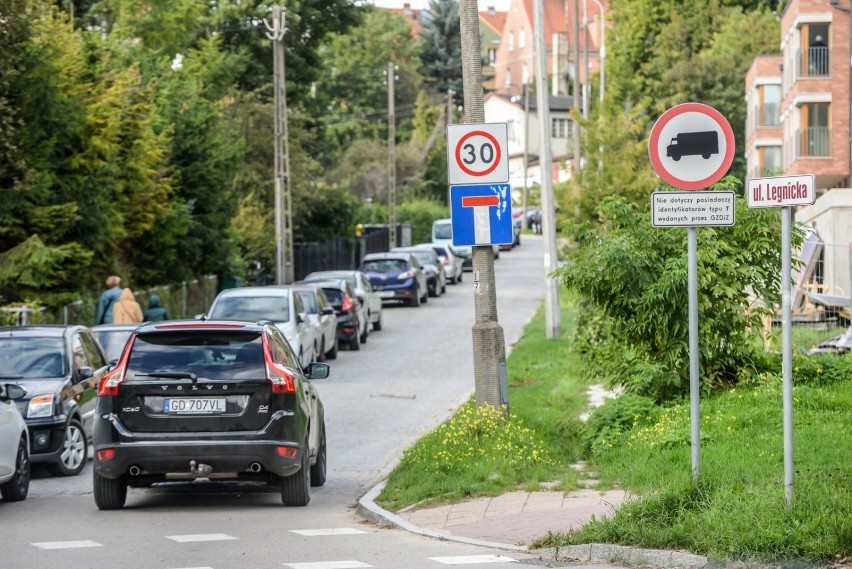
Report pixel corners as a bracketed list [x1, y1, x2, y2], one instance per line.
[289, 528, 368, 536]
[283, 562, 373, 569]
[32, 540, 103, 549]
[429, 555, 517, 565]
[165, 534, 237, 543]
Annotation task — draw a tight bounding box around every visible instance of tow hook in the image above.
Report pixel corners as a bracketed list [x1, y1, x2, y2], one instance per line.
[189, 460, 213, 479]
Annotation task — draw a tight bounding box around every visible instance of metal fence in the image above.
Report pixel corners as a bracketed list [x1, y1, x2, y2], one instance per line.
[293, 237, 357, 281]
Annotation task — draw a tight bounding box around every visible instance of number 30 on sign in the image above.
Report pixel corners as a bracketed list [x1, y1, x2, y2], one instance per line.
[447, 123, 509, 185]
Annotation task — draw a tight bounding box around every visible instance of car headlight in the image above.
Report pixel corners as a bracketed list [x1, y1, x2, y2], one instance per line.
[27, 394, 55, 418]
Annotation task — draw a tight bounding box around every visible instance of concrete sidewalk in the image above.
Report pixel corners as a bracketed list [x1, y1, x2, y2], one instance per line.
[357, 482, 708, 568]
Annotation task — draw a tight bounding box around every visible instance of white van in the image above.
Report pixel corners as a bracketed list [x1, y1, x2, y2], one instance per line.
[431, 218, 498, 270]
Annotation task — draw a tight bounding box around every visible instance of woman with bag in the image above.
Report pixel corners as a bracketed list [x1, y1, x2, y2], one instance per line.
[113, 288, 144, 323]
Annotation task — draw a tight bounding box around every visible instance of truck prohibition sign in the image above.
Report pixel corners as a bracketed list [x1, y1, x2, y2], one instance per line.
[667, 131, 719, 161]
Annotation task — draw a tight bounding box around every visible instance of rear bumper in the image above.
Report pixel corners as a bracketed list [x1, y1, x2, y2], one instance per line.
[94, 439, 303, 480]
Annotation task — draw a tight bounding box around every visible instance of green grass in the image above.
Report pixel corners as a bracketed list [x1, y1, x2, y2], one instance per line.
[376, 294, 852, 563]
[375, 294, 589, 511]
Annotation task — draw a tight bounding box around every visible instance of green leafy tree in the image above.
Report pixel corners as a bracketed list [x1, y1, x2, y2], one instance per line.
[557, 179, 804, 402]
[419, 0, 462, 94]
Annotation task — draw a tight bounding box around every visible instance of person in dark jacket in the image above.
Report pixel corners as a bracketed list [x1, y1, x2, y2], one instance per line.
[143, 294, 168, 322]
[95, 275, 123, 325]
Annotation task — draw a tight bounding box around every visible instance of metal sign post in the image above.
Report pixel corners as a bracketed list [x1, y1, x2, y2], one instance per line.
[747, 173, 815, 510]
[648, 103, 736, 483]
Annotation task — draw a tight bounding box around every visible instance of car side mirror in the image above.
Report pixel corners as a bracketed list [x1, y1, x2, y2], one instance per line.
[305, 362, 330, 380]
[0, 383, 26, 401]
[321, 306, 335, 315]
[76, 366, 94, 381]
[357, 296, 365, 306]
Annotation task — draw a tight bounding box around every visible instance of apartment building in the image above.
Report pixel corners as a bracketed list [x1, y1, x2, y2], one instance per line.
[745, 0, 852, 316]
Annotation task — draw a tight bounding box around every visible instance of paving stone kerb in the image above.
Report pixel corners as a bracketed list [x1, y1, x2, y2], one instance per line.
[357, 480, 709, 568]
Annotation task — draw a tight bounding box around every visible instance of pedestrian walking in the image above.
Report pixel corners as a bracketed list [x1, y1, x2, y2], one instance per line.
[113, 288, 144, 324]
[95, 275, 123, 325]
[143, 294, 169, 322]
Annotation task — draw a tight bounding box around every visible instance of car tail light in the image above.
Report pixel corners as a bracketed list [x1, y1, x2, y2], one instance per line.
[276, 446, 298, 458]
[97, 449, 115, 461]
[341, 294, 353, 313]
[262, 335, 296, 394]
[98, 336, 136, 396]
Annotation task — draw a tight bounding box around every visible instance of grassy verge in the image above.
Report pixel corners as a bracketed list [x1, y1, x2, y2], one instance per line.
[375, 294, 589, 511]
[375, 292, 852, 563]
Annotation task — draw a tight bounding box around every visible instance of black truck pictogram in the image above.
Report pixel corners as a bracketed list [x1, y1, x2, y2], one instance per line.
[666, 130, 719, 161]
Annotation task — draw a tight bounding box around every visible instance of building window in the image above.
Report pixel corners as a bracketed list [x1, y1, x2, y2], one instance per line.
[757, 85, 781, 127]
[507, 119, 517, 142]
[552, 118, 568, 138]
[488, 48, 496, 65]
[759, 146, 782, 176]
[505, 69, 512, 87]
[798, 23, 829, 78]
[508, 31, 514, 51]
[796, 102, 830, 158]
[519, 28, 525, 49]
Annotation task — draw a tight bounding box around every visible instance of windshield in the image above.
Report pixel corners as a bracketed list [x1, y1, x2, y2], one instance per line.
[433, 223, 452, 240]
[410, 252, 433, 265]
[127, 331, 265, 380]
[361, 259, 409, 274]
[304, 272, 356, 287]
[0, 336, 67, 379]
[209, 295, 290, 323]
[95, 330, 133, 363]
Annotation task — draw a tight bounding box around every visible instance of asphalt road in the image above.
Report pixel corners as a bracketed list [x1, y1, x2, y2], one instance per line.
[0, 236, 586, 569]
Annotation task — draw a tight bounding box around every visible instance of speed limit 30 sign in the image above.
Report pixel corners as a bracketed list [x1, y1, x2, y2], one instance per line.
[447, 123, 509, 185]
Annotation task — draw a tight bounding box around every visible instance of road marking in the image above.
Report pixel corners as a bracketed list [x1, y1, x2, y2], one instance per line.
[289, 528, 368, 536]
[283, 562, 373, 569]
[165, 534, 237, 543]
[32, 540, 103, 549]
[429, 555, 517, 564]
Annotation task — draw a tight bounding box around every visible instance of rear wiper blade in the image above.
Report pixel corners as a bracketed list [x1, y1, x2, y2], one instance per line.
[135, 372, 198, 381]
[0, 375, 23, 379]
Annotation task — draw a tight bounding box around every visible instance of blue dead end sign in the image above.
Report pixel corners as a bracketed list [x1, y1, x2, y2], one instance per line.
[450, 184, 513, 246]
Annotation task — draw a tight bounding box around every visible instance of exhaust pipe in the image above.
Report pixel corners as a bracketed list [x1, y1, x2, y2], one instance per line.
[129, 465, 141, 476]
[249, 462, 262, 473]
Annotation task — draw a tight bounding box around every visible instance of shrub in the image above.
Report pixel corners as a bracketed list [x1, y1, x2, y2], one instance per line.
[581, 394, 659, 456]
[397, 198, 448, 244]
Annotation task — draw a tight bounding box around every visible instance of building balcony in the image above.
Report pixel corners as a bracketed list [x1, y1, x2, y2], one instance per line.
[794, 126, 831, 158]
[754, 103, 780, 128]
[795, 47, 829, 78]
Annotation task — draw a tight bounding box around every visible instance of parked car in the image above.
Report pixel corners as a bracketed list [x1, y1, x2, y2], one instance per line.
[304, 279, 366, 351]
[288, 285, 339, 361]
[0, 325, 108, 476]
[501, 216, 522, 251]
[207, 287, 315, 369]
[392, 246, 447, 297]
[0, 382, 29, 502]
[431, 217, 499, 267]
[359, 252, 428, 307]
[92, 323, 139, 365]
[302, 270, 383, 332]
[422, 243, 464, 284]
[91, 319, 329, 509]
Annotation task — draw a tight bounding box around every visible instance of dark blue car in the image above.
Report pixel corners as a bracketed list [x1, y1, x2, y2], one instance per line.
[359, 252, 428, 307]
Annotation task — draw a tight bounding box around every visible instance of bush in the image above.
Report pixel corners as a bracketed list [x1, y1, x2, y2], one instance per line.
[581, 394, 659, 456]
[397, 198, 448, 244]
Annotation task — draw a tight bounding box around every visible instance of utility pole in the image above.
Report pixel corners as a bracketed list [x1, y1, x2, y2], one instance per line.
[534, 0, 561, 338]
[572, 0, 581, 175]
[458, 0, 508, 412]
[447, 88, 455, 126]
[387, 62, 397, 249]
[265, 5, 294, 284]
[522, 81, 530, 230]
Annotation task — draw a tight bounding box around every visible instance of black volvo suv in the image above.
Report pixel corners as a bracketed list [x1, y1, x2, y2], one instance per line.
[92, 320, 329, 509]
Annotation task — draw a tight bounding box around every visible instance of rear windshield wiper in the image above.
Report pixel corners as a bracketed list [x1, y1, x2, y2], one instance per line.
[134, 372, 198, 381]
[0, 375, 23, 379]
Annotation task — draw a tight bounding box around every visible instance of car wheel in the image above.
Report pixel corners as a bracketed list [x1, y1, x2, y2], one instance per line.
[428, 280, 438, 297]
[93, 471, 127, 510]
[310, 424, 327, 487]
[410, 288, 421, 307]
[48, 419, 87, 477]
[327, 338, 338, 359]
[458, 272, 463, 283]
[317, 339, 326, 362]
[441, 282, 447, 294]
[360, 318, 369, 344]
[349, 332, 360, 351]
[0, 437, 30, 502]
[281, 439, 311, 506]
[372, 314, 383, 331]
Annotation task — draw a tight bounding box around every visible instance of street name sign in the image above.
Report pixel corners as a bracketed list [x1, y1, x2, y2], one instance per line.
[648, 102, 735, 191]
[450, 184, 513, 246]
[747, 174, 815, 208]
[447, 123, 509, 185]
[651, 191, 736, 227]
